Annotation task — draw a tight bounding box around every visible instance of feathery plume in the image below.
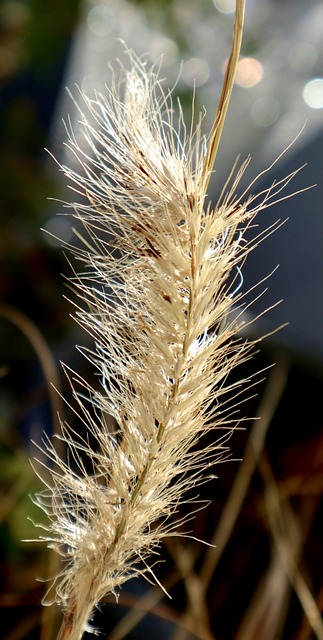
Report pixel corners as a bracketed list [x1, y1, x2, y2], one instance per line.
[32, 2, 301, 638]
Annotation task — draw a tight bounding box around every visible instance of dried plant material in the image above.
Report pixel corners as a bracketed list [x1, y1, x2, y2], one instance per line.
[30, 2, 304, 638]
[199, 359, 290, 592]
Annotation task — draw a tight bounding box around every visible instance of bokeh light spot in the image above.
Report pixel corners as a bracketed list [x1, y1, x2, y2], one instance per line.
[303, 78, 323, 109]
[251, 95, 280, 127]
[182, 58, 210, 87]
[149, 36, 178, 66]
[87, 6, 116, 37]
[235, 57, 263, 88]
[213, 0, 235, 14]
[289, 42, 317, 73]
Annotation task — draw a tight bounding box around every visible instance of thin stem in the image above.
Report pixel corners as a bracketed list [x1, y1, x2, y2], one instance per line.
[201, 0, 246, 195]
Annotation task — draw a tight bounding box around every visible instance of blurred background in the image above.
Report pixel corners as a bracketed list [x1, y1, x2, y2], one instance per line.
[0, 1, 323, 639]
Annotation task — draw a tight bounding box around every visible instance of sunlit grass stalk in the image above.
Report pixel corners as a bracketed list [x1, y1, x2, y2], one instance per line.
[31, 1, 301, 638]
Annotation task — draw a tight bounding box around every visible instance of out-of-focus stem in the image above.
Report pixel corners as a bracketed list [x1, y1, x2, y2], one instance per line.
[0, 303, 64, 640]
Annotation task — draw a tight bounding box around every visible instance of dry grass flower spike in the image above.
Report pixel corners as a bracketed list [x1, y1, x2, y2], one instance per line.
[31, 1, 303, 638]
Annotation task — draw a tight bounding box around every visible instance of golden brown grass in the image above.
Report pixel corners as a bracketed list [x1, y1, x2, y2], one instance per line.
[24, 1, 322, 639]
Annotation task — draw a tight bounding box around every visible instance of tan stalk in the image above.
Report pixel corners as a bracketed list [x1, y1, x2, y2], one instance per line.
[201, 0, 245, 194]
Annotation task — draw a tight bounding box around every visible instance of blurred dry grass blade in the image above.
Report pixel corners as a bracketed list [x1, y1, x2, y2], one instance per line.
[2, 610, 40, 640]
[0, 303, 64, 639]
[105, 569, 181, 640]
[200, 358, 290, 592]
[237, 443, 323, 640]
[261, 455, 323, 640]
[0, 303, 63, 437]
